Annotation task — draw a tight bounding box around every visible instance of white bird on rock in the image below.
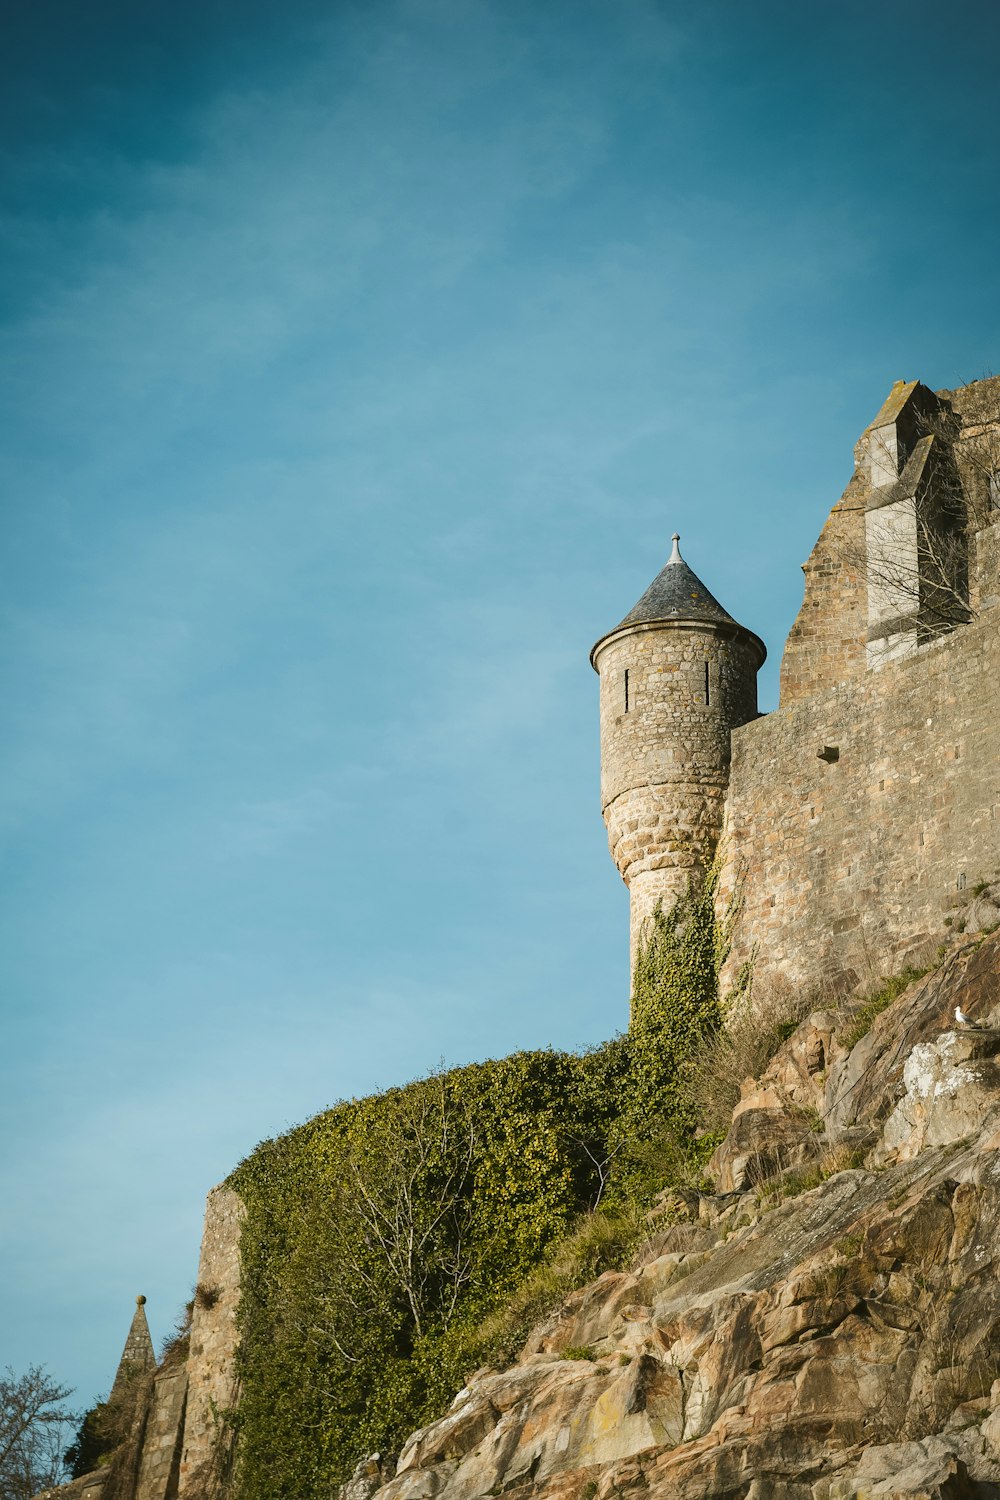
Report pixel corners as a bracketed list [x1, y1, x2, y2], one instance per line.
[955, 1006, 971, 1027]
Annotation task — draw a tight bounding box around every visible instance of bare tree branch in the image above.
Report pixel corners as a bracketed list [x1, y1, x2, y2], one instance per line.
[0, 1367, 75, 1500]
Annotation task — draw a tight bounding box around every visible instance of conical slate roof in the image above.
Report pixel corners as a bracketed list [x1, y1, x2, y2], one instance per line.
[591, 535, 765, 666]
[110, 1296, 156, 1400]
[619, 534, 741, 630]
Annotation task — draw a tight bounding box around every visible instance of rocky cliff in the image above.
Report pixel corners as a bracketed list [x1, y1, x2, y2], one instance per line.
[346, 932, 1000, 1500]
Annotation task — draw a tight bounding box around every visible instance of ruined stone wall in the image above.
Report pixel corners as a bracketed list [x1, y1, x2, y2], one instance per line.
[776, 377, 1000, 705]
[176, 1187, 244, 1500]
[778, 464, 869, 707]
[723, 602, 1000, 988]
[742, 375, 1000, 985]
[775, 382, 934, 707]
[595, 621, 760, 971]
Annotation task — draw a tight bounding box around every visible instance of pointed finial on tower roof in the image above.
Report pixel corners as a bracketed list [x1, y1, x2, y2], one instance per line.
[668, 533, 682, 564]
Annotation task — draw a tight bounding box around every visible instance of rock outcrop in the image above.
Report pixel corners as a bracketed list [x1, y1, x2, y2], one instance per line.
[358, 934, 1000, 1500]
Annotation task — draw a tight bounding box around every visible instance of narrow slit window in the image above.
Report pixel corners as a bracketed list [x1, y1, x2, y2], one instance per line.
[704, 661, 711, 706]
[624, 668, 630, 713]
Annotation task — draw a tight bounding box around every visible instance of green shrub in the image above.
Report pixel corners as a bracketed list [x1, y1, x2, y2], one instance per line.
[64, 1404, 117, 1479]
[227, 864, 741, 1500]
[229, 1054, 614, 1498]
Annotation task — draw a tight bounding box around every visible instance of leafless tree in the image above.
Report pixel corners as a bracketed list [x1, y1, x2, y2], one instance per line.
[563, 1132, 628, 1211]
[0, 1366, 75, 1500]
[275, 1073, 481, 1370]
[337, 1075, 478, 1338]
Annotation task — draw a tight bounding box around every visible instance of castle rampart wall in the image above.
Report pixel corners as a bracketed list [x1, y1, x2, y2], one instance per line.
[724, 597, 1000, 988]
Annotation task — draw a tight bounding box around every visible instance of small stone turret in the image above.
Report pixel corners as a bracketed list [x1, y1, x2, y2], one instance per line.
[590, 535, 765, 986]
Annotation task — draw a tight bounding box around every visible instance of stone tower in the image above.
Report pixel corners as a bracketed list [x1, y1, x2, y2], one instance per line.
[590, 535, 765, 983]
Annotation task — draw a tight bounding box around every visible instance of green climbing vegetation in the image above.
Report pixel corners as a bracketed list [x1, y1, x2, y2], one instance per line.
[613, 856, 750, 1196]
[227, 860, 743, 1500]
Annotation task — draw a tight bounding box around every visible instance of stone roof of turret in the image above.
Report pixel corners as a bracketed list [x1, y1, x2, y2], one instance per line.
[109, 1296, 156, 1401]
[620, 534, 742, 630]
[590, 535, 766, 667]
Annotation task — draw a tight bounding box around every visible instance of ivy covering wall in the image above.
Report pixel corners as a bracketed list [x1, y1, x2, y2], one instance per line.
[227, 864, 739, 1500]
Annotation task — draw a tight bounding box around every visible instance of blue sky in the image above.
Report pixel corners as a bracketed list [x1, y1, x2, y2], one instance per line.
[1, 0, 998, 1417]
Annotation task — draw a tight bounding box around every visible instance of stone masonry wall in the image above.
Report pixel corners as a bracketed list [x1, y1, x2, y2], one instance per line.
[176, 1187, 244, 1500]
[780, 377, 1000, 706]
[722, 601, 1000, 989]
[36, 1473, 108, 1500]
[975, 520, 1000, 614]
[778, 463, 868, 708]
[595, 621, 760, 972]
[135, 1366, 187, 1500]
